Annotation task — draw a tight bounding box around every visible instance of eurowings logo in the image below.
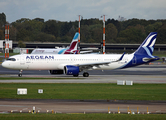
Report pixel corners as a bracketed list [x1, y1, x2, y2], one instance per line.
[142, 34, 156, 58]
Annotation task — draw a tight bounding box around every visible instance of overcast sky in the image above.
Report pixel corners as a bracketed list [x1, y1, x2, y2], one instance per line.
[0, 0, 166, 23]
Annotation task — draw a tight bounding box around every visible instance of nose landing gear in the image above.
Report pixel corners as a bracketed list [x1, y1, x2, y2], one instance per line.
[18, 70, 23, 77]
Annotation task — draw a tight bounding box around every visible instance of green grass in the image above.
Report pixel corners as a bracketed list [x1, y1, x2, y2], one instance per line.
[0, 114, 166, 120]
[0, 53, 20, 56]
[0, 83, 166, 100]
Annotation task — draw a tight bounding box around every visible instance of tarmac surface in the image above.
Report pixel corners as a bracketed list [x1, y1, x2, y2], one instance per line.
[0, 63, 166, 84]
[0, 99, 166, 114]
[0, 63, 166, 114]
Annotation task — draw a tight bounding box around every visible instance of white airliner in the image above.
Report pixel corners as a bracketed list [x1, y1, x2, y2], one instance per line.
[31, 32, 79, 54]
[2, 32, 159, 77]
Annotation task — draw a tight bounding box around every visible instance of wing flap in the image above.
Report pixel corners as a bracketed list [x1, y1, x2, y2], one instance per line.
[75, 53, 125, 71]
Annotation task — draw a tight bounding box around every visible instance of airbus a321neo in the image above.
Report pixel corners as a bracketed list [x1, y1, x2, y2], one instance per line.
[2, 32, 159, 77]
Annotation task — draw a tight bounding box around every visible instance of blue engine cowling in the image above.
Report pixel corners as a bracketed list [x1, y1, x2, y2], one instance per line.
[64, 65, 79, 75]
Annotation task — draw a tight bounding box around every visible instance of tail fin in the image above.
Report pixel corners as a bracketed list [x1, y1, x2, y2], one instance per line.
[63, 32, 79, 54]
[134, 32, 157, 57]
[68, 32, 79, 50]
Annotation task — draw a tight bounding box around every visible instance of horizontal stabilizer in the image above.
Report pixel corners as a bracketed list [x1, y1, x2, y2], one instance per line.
[143, 57, 159, 62]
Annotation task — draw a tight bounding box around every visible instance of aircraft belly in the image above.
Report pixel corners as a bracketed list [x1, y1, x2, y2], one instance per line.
[26, 61, 59, 70]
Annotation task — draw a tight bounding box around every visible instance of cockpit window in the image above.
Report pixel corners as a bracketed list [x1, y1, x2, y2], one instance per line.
[7, 58, 16, 61]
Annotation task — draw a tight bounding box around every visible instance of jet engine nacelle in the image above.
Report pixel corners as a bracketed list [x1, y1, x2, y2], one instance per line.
[64, 65, 79, 75]
[49, 70, 64, 74]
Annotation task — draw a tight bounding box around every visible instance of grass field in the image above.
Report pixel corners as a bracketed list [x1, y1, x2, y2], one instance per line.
[0, 83, 166, 100]
[0, 113, 166, 120]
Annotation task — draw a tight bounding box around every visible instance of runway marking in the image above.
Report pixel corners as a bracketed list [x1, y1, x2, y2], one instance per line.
[12, 110, 18, 112]
[67, 113, 85, 114]
[22, 108, 28, 110]
[0, 105, 27, 107]
[144, 76, 166, 78]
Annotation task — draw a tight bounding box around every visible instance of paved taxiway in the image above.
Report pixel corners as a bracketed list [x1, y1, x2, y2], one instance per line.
[0, 63, 166, 114]
[0, 99, 166, 114]
[0, 63, 166, 83]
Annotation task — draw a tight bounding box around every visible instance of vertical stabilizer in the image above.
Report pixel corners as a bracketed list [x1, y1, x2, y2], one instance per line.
[134, 32, 157, 57]
[68, 32, 79, 50]
[63, 32, 79, 54]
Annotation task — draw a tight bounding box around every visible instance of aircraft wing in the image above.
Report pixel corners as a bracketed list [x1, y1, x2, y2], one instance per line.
[74, 53, 125, 71]
[79, 50, 93, 54]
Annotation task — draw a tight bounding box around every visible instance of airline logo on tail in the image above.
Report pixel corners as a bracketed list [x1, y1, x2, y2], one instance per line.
[122, 32, 158, 69]
[62, 32, 79, 54]
[134, 32, 157, 58]
[31, 32, 79, 55]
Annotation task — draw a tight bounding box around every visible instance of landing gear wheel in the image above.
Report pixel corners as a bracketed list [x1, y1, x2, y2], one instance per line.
[18, 73, 22, 77]
[83, 72, 89, 77]
[73, 74, 79, 77]
[18, 70, 23, 77]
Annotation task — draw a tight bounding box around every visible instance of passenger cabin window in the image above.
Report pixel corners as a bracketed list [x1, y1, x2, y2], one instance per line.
[7, 58, 16, 61]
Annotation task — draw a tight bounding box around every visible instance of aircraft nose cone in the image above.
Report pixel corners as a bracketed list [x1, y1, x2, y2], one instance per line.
[2, 62, 8, 68]
[2, 62, 5, 67]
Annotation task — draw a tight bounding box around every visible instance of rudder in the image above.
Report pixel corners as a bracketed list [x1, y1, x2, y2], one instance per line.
[134, 32, 157, 57]
[69, 32, 79, 49]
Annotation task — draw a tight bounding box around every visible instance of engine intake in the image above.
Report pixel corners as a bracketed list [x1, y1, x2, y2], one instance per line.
[64, 65, 79, 75]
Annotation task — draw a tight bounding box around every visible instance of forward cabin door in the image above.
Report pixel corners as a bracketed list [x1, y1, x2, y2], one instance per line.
[20, 55, 28, 69]
[20, 55, 25, 65]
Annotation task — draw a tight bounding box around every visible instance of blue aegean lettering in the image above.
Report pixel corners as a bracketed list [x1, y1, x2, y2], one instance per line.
[26, 55, 54, 59]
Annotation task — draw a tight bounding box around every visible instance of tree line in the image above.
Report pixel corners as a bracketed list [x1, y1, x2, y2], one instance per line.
[0, 12, 166, 44]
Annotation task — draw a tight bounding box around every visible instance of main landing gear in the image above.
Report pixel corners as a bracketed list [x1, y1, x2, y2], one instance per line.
[72, 72, 89, 77]
[83, 72, 89, 77]
[18, 70, 23, 77]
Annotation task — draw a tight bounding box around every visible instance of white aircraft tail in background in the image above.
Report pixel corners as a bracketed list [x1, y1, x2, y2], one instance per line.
[31, 32, 79, 54]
